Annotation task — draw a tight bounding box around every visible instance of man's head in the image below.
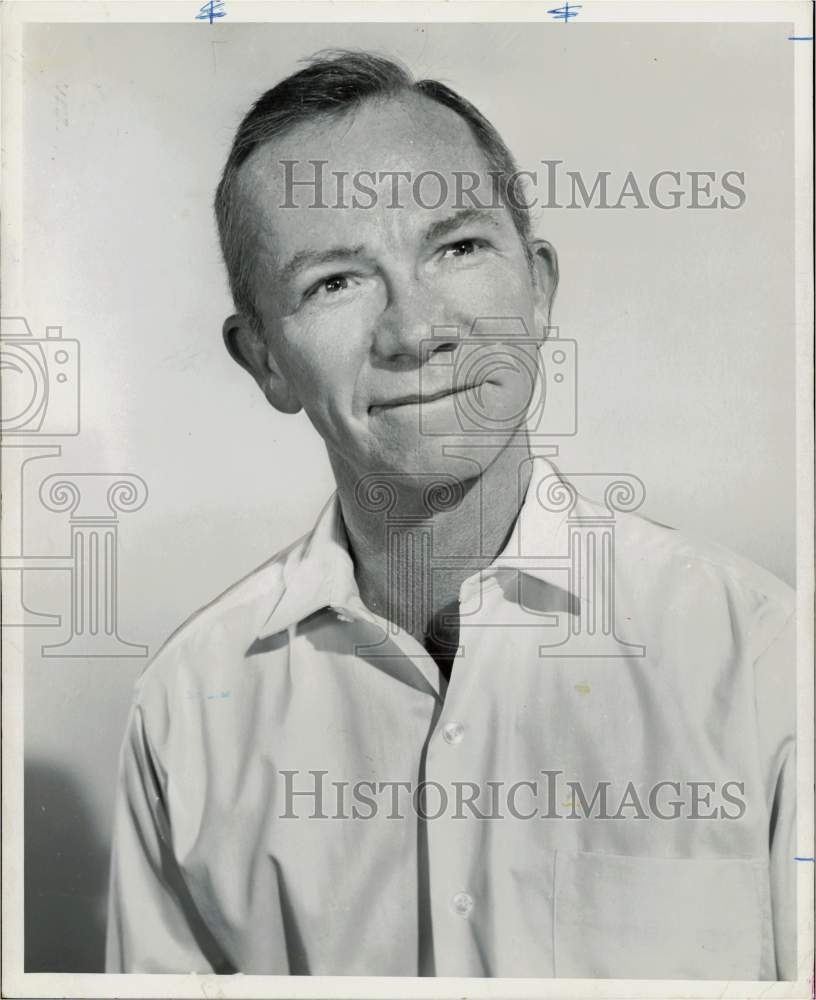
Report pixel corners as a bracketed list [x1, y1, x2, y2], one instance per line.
[215, 50, 557, 481]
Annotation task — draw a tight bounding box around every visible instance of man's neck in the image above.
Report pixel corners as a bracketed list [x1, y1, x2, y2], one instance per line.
[330, 432, 534, 649]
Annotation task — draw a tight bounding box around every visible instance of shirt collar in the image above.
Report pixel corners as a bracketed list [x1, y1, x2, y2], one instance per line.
[257, 455, 574, 640]
[483, 455, 575, 586]
[257, 493, 358, 639]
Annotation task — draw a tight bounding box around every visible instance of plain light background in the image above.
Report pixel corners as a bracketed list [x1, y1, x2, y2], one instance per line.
[17, 21, 795, 970]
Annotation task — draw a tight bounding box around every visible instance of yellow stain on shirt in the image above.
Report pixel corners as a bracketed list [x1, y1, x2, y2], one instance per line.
[574, 682, 591, 695]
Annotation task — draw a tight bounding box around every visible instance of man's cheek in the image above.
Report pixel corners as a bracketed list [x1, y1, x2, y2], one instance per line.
[291, 362, 356, 427]
[449, 268, 533, 326]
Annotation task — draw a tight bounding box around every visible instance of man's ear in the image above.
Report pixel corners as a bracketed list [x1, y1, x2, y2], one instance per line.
[222, 314, 302, 415]
[528, 239, 559, 329]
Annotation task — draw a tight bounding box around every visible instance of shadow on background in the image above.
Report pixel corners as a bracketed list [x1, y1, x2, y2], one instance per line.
[25, 759, 108, 971]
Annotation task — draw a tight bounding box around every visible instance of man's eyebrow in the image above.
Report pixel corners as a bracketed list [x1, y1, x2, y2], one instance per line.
[276, 209, 501, 282]
[424, 208, 502, 244]
[278, 245, 365, 283]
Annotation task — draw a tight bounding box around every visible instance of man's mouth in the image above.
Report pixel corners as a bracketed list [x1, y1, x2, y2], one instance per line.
[369, 382, 484, 413]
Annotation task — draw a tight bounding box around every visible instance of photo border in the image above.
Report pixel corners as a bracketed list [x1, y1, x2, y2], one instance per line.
[2, 1, 813, 997]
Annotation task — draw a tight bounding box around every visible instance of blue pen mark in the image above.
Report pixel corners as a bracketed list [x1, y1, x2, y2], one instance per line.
[206, 690, 231, 700]
[548, 2, 581, 22]
[788, 36, 813, 40]
[196, 0, 227, 23]
[794, 856, 816, 861]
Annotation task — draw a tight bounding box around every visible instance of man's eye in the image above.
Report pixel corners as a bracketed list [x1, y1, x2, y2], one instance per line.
[306, 274, 350, 299]
[443, 240, 479, 258]
[321, 275, 348, 294]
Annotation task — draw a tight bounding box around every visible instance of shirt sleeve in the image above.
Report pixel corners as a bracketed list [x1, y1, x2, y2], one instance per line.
[754, 610, 797, 980]
[105, 698, 230, 973]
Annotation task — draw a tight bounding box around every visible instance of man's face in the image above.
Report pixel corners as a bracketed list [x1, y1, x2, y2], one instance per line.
[228, 93, 556, 480]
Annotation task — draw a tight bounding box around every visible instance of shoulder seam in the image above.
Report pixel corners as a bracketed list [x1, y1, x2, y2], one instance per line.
[750, 609, 796, 669]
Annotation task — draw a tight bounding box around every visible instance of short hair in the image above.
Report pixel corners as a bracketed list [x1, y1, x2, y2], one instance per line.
[214, 49, 532, 332]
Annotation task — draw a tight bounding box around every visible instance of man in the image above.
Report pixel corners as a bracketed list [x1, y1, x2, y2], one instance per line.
[106, 51, 796, 979]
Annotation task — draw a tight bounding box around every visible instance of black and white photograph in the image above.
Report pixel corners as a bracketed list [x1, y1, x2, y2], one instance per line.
[1, 2, 813, 997]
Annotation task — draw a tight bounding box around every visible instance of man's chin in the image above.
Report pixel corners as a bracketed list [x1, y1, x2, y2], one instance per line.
[364, 431, 517, 481]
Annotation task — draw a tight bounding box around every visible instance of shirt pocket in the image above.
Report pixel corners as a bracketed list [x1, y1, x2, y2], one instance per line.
[553, 849, 773, 980]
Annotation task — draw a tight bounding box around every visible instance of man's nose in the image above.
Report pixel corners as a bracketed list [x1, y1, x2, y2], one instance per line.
[371, 278, 460, 366]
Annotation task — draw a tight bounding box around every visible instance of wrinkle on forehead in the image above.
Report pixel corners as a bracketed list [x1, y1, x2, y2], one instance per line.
[234, 91, 499, 282]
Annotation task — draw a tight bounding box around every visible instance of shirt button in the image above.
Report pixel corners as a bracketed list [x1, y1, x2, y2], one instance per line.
[442, 722, 465, 745]
[451, 891, 474, 917]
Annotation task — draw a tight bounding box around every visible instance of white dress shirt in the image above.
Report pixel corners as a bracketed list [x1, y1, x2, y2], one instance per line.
[106, 457, 796, 979]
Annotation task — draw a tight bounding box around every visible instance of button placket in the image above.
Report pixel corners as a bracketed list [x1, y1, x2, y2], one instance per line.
[426, 716, 473, 965]
[423, 633, 489, 971]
